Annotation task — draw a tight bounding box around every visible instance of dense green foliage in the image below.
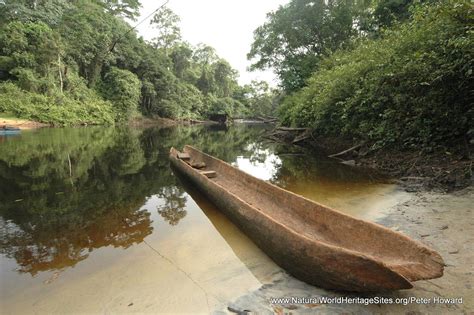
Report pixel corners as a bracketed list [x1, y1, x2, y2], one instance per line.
[0, 0, 273, 125]
[99, 67, 141, 121]
[248, 0, 373, 93]
[251, 0, 472, 148]
[0, 82, 115, 124]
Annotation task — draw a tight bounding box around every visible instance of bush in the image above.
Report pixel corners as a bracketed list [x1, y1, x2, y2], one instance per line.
[99, 67, 141, 121]
[0, 82, 115, 125]
[279, 1, 473, 148]
[208, 96, 246, 117]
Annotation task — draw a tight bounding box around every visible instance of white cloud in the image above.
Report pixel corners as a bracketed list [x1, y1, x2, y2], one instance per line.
[135, 0, 289, 86]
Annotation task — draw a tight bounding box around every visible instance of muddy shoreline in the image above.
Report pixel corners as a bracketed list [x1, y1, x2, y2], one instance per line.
[263, 129, 473, 192]
[1, 115, 218, 131]
[221, 187, 473, 314]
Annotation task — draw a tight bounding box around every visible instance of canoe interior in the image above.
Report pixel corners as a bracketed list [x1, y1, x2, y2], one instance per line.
[170, 145, 444, 286]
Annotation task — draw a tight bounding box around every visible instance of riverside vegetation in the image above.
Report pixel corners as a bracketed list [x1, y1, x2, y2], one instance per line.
[248, 0, 472, 188]
[0, 0, 277, 125]
[0, 0, 471, 186]
[250, 0, 472, 150]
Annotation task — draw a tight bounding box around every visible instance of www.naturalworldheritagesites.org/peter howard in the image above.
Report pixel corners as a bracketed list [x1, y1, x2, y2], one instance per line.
[270, 296, 463, 306]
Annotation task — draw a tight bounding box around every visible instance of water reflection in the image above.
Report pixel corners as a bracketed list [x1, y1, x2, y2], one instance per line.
[157, 187, 187, 226]
[0, 128, 161, 275]
[0, 124, 409, 314]
[232, 143, 282, 181]
[1, 207, 152, 275]
[0, 125, 275, 275]
[0, 124, 389, 278]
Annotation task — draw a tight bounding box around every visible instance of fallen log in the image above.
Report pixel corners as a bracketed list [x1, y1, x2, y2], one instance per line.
[277, 152, 306, 156]
[262, 115, 278, 120]
[257, 116, 278, 123]
[399, 176, 430, 181]
[276, 127, 309, 132]
[189, 119, 206, 124]
[328, 143, 365, 158]
[292, 134, 311, 143]
[341, 160, 356, 166]
[263, 131, 287, 138]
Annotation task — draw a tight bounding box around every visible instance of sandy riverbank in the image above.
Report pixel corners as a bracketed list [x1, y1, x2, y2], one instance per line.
[1, 181, 471, 314]
[223, 187, 473, 314]
[0, 118, 49, 130]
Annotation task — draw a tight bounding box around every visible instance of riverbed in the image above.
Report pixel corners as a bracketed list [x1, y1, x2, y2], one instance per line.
[0, 124, 471, 314]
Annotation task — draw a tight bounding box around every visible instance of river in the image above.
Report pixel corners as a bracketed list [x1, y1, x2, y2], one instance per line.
[0, 124, 410, 313]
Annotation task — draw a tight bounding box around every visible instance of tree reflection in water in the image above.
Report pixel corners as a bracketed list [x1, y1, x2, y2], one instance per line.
[0, 128, 159, 275]
[0, 124, 271, 275]
[157, 187, 187, 226]
[1, 123, 378, 276]
[1, 206, 152, 275]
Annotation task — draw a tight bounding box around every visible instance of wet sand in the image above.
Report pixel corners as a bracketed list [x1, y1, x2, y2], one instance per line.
[3, 184, 470, 314]
[1, 183, 423, 315]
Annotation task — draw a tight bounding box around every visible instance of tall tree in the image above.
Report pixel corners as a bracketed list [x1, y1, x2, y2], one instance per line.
[150, 7, 181, 53]
[213, 60, 237, 97]
[60, 0, 117, 87]
[169, 43, 193, 80]
[99, 0, 141, 20]
[0, 0, 71, 27]
[0, 21, 62, 91]
[99, 67, 140, 121]
[372, 0, 414, 28]
[248, 0, 371, 92]
[192, 43, 218, 66]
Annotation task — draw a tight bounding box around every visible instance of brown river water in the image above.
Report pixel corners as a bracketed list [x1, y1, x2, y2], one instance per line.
[0, 124, 410, 314]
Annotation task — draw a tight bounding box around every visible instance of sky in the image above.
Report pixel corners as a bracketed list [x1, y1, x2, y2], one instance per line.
[135, 0, 289, 86]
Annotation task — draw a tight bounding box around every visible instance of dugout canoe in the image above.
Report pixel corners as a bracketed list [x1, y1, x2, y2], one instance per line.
[169, 145, 444, 292]
[0, 125, 21, 135]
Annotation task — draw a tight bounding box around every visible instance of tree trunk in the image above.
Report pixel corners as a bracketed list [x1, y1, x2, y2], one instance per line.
[58, 53, 63, 93]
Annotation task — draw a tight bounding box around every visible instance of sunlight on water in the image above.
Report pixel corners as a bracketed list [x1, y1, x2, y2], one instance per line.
[0, 124, 409, 313]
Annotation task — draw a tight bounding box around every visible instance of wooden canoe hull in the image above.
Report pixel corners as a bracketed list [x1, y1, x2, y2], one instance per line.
[0, 130, 20, 135]
[169, 146, 443, 292]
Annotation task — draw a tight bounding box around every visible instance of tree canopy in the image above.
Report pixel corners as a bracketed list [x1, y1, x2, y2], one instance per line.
[0, 1, 272, 125]
[248, 0, 372, 92]
[250, 0, 472, 149]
